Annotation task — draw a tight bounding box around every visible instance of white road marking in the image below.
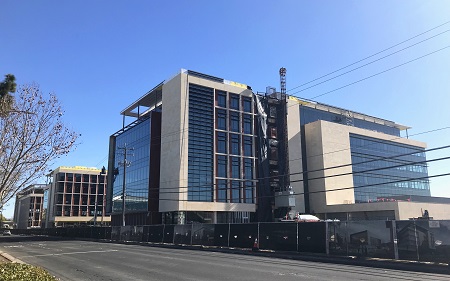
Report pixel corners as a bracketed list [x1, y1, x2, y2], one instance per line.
[18, 249, 118, 258]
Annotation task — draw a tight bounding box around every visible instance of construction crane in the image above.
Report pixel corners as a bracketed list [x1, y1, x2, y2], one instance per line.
[279, 67, 286, 96]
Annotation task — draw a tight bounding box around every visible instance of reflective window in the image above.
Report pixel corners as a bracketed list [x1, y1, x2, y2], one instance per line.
[244, 181, 253, 203]
[229, 94, 239, 110]
[230, 180, 240, 203]
[217, 155, 227, 178]
[300, 106, 400, 136]
[230, 112, 240, 132]
[216, 90, 226, 107]
[217, 179, 227, 203]
[230, 134, 240, 155]
[216, 109, 227, 130]
[230, 157, 240, 179]
[216, 132, 227, 153]
[243, 136, 253, 157]
[243, 114, 252, 134]
[242, 97, 252, 113]
[187, 83, 214, 202]
[112, 117, 152, 213]
[243, 158, 253, 179]
[350, 134, 430, 203]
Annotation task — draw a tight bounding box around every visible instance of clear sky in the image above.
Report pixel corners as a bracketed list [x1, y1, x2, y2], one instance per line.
[1, 1, 449, 218]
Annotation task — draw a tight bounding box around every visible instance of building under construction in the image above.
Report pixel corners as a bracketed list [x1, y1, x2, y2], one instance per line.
[106, 69, 450, 226]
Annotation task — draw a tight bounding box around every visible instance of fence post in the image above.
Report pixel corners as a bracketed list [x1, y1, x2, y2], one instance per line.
[227, 223, 231, 247]
[392, 220, 399, 260]
[190, 224, 194, 245]
[257, 222, 260, 248]
[162, 224, 166, 243]
[325, 221, 330, 255]
[413, 221, 420, 261]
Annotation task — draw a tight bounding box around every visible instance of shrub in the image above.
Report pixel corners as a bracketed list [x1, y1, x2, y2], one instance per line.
[0, 263, 57, 281]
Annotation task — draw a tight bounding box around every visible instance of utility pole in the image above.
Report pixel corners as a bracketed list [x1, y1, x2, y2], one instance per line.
[99, 166, 107, 226]
[117, 144, 133, 227]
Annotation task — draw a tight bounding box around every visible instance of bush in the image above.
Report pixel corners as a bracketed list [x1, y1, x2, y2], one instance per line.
[0, 263, 57, 281]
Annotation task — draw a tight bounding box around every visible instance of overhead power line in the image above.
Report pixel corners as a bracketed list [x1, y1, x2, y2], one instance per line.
[111, 172, 450, 203]
[290, 30, 450, 96]
[287, 20, 450, 92]
[308, 45, 450, 100]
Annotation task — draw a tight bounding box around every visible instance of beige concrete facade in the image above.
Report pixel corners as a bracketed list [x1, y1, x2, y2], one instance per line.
[159, 71, 256, 214]
[47, 166, 110, 227]
[286, 99, 305, 213]
[318, 201, 450, 220]
[304, 120, 427, 215]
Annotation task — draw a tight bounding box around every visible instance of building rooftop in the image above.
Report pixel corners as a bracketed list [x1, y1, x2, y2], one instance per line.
[120, 69, 249, 118]
[49, 166, 103, 175]
[287, 95, 410, 131]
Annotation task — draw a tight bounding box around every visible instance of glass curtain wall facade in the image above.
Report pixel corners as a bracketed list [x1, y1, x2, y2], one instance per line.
[112, 117, 151, 213]
[214, 89, 255, 205]
[187, 84, 214, 201]
[299, 106, 400, 136]
[350, 134, 430, 203]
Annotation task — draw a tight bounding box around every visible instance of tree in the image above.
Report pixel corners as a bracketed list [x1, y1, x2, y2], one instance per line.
[0, 74, 17, 116]
[0, 83, 79, 204]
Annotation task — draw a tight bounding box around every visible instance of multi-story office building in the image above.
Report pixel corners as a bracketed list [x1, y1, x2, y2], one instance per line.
[284, 97, 447, 220]
[107, 69, 450, 225]
[46, 166, 110, 227]
[108, 70, 256, 225]
[13, 184, 47, 229]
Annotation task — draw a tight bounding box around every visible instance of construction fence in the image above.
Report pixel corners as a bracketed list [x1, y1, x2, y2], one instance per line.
[11, 220, 450, 264]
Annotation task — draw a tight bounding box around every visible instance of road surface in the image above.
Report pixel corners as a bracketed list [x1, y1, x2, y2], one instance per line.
[1, 236, 448, 281]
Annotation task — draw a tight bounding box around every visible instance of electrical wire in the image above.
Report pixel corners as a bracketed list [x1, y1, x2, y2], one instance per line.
[287, 20, 450, 92]
[309, 45, 450, 100]
[289, 30, 450, 96]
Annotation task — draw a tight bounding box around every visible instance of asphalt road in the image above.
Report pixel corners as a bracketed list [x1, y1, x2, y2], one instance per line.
[1, 237, 449, 281]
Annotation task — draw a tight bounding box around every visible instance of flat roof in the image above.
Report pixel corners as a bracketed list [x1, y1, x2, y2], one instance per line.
[287, 95, 410, 131]
[120, 69, 249, 118]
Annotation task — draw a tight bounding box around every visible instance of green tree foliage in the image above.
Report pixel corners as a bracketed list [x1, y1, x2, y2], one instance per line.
[0, 74, 17, 116]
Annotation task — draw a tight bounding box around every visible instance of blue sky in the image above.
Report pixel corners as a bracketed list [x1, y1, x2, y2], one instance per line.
[1, 1, 449, 218]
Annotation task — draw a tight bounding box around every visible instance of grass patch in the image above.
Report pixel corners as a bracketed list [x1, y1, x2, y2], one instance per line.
[0, 263, 57, 281]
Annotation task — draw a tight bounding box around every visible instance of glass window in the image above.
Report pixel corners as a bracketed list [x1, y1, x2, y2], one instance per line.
[230, 112, 240, 132]
[217, 179, 227, 203]
[217, 132, 227, 153]
[230, 157, 240, 179]
[230, 94, 239, 110]
[230, 180, 240, 203]
[242, 97, 252, 113]
[230, 134, 240, 155]
[216, 90, 226, 107]
[244, 181, 253, 203]
[216, 109, 227, 130]
[243, 158, 253, 179]
[349, 134, 430, 203]
[243, 136, 253, 157]
[243, 114, 252, 134]
[217, 155, 227, 178]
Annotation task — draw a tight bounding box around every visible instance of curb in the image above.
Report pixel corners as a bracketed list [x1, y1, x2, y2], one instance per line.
[0, 251, 25, 264]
